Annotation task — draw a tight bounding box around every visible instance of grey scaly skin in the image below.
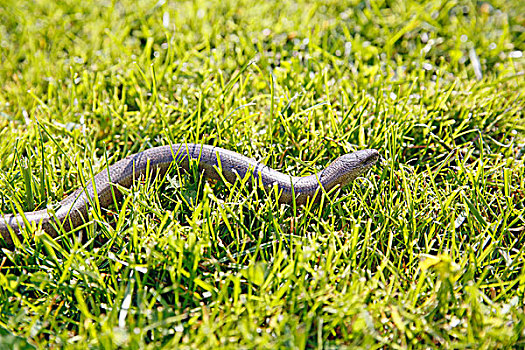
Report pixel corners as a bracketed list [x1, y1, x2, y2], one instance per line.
[0, 144, 379, 245]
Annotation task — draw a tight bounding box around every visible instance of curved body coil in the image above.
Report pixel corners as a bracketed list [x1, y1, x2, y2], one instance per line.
[0, 144, 379, 244]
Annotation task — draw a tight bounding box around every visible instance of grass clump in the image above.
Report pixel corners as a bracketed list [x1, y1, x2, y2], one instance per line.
[0, 0, 524, 348]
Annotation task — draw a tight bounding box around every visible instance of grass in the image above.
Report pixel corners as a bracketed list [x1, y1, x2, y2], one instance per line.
[0, 0, 524, 348]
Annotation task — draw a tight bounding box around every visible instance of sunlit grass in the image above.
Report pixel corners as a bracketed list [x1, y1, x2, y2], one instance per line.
[0, 0, 524, 348]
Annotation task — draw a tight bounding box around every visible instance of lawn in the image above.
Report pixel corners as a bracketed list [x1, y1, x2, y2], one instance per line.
[0, 0, 524, 348]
